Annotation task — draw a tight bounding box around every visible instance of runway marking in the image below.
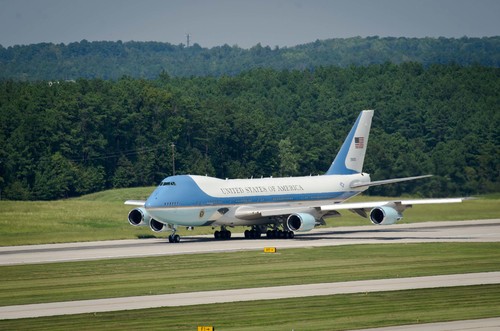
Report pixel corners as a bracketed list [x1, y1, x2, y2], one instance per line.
[1, 272, 499, 320]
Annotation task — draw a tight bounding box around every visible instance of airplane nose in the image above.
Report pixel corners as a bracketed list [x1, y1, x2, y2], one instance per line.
[145, 187, 163, 208]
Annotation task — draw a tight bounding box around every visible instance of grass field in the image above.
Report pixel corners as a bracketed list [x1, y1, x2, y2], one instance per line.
[1, 242, 499, 307]
[1, 285, 499, 330]
[0, 241, 499, 330]
[0, 187, 498, 246]
[0, 189, 499, 329]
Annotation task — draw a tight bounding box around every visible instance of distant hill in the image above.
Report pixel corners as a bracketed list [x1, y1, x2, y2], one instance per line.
[1, 36, 499, 80]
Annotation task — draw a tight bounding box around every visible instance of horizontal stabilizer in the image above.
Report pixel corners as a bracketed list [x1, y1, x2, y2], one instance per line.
[350, 175, 433, 188]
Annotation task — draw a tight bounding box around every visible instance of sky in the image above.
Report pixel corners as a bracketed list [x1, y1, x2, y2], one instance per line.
[0, 0, 499, 49]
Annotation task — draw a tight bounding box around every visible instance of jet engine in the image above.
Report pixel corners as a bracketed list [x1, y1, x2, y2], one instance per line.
[286, 213, 316, 232]
[149, 219, 170, 232]
[128, 207, 152, 226]
[369, 206, 402, 225]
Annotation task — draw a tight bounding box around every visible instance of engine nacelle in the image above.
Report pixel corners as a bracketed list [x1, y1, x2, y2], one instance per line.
[128, 207, 152, 226]
[286, 213, 316, 232]
[370, 206, 402, 225]
[150, 219, 170, 232]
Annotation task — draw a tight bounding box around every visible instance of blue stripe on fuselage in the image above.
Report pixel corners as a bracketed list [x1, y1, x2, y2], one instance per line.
[145, 175, 357, 209]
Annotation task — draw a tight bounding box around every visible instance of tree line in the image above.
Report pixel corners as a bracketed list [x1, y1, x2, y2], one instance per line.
[1, 36, 499, 80]
[0, 63, 498, 200]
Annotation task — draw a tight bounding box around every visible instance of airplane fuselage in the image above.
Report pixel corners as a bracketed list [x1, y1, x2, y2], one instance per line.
[145, 173, 371, 227]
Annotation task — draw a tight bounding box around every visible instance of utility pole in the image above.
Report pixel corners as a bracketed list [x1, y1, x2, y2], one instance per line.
[171, 142, 176, 176]
[186, 33, 190, 47]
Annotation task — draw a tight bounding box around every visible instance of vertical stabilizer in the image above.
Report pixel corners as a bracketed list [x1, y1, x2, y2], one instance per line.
[326, 110, 374, 175]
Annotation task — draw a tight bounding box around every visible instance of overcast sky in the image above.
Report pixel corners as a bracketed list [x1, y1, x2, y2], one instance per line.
[1, 0, 499, 49]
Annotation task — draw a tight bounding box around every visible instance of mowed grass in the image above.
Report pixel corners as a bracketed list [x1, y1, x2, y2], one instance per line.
[0, 186, 499, 246]
[0, 187, 156, 246]
[1, 285, 499, 330]
[1, 242, 499, 307]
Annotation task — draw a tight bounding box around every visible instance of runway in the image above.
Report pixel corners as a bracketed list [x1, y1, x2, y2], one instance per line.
[1, 271, 499, 320]
[0, 219, 499, 266]
[1, 219, 499, 326]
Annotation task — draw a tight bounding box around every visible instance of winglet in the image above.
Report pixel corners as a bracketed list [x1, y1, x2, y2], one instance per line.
[326, 110, 374, 175]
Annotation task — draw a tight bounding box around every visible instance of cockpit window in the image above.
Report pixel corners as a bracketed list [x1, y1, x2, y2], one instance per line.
[160, 181, 176, 186]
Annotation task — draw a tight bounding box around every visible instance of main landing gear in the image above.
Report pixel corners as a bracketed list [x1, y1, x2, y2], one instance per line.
[214, 226, 232, 240]
[244, 225, 295, 239]
[244, 228, 261, 239]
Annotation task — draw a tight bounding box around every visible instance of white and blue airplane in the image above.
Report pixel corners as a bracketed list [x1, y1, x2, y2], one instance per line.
[126, 110, 463, 243]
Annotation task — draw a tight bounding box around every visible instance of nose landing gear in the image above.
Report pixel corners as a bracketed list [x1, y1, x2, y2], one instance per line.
[168, 225, 181, 243]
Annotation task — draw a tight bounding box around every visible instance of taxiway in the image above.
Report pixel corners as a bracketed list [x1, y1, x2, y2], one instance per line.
[0, 219, 499, 266]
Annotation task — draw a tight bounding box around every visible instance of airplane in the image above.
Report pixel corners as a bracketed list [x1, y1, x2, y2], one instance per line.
[125, 110, 464, 243]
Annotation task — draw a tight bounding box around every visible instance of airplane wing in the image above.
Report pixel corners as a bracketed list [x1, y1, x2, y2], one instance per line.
[124, 200, 146, 206]
[234, 198, 465, 220]
[320, 198, 465, 214]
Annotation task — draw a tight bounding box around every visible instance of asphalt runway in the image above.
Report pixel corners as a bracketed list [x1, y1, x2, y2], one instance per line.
[0, 219, 499, 266]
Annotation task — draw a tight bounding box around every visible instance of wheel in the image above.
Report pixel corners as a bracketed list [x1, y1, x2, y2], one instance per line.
[168, 235, 173, 243]
[214, 230, 221, 240]
[173, 234, 181, 243]
[288, 231, 294, 239]
[226, 230, 231, 239]
[266, 230, 273, 239]
[244, 230, 250, 239]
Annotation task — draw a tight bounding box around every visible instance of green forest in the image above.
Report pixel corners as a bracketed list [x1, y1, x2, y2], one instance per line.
[1, 62, 498, 200]
[1, 37, 499, 80]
